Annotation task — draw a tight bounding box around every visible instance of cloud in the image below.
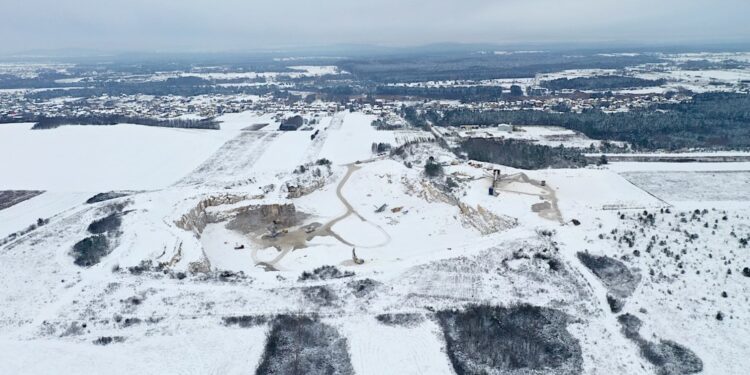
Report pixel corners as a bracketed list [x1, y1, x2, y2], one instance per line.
[0, 0, 748, 53]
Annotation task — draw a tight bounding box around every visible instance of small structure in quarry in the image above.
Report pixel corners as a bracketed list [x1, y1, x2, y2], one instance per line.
[489, 168, 502, 196]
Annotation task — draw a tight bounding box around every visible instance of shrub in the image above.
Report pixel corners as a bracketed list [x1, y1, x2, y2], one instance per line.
[255, 315, 354, 375]
[424, 160, 443, 177]
[298, 265, 354, 282]
[375, 313, 424, 327]
[347, 278, 380, 298]
[437, 304, 582, 375]
[85, 192, 129, 204]
[71, 235, 110, 267]
[607, 294, 625, 313]
[617, 313, 703, 375]
[92, 336, 125, 346]
[222, 315, 268, 328]
[87, 213, 122, 234]
[302, 286, 337, 306]
[577, 252, 640, 299]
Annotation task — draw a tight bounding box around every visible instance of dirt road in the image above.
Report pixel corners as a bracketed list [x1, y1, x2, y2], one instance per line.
[494, 172, 564, 224]
[252, 162, 390, 269]
[322, 163, 391, 248]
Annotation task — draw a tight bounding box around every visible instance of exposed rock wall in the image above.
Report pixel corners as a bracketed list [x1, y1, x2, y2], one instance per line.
[175, 194, 252, 236]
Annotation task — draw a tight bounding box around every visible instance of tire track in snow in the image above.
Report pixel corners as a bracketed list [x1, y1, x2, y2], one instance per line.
[301, 113, 344, 164]
[174, 132, 278, 187]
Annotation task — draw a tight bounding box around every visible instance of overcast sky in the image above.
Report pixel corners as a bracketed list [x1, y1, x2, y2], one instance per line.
[2, 0, 748, 54]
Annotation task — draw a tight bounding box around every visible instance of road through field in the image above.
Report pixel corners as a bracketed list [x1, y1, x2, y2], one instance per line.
[252, 162, 391, 269]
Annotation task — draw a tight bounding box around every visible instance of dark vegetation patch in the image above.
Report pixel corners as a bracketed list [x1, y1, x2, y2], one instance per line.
[371, 142, 392, 153]
[31, 114, 220, 130]
[215, 270, 247, 282]
[375, 85, 505, 102]
[86, 191, 130, 204]
[87, 213, 122, 234]
[375, 313, 425, 328]
[461, 138, 587, 169]
[617, 314, 703, 375]
[301, 286, 338, 306]
[577, 252, 641, 299]
[0, 190, 44, 211]
[120, 259, 251, 284]
[255, 315, 354, 375]
[92, 336, 126, 346]
[541, 76, 666, 91]
[122, 295, 143, 306]
[532, 250, 564, 272]
[71, 203, 127, 267]
[71, 235, 111, 267]
[222, 315, 268, 328]
[59, 322, 87, 337]
[298, 265, 354, 282]
[617, 313, 643, 340]
[424, 158, 444, 177]
[437, 304, 582, 375]
[607, 294, 625, 313]
[121, 317, 142, 328]
[347, 278, 380, 298]
[340, 51, 659, 83]
[126, 260, 160, 275]
[548, 258, 563, 271]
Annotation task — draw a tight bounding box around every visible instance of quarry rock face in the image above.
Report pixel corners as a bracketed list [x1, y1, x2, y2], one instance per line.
[258, 203, 297, 224]
[228, 203, 302, 233]
[175, 194, 264, 236]
[175, 197, 304, 238]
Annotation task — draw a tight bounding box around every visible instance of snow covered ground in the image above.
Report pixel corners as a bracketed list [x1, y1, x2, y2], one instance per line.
[0, 123, 235, 191]
[448, 125, 624, 149]
[1, 111, 748, 374]
[622, 170, 750, 206]
[319, 112, 395, 164]
[0, 191, 92, 239]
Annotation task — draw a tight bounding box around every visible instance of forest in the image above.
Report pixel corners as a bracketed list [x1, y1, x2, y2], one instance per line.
[26, 76, 278, 99]
[540, 75, 666, 91]
[339, 52, 660, 83]
[375, 85, 504, 101]
[426, 93, 750, 150]
[459, 138, 588, 169]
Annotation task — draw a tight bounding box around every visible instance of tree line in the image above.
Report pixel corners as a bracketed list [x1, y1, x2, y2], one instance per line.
[540, 75, 666, 91]
[375, 86, 504, 102]
[31, 115, 220, 130]
[460, 138, 588, 169]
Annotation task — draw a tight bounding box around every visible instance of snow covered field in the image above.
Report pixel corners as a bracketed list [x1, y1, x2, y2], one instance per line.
[449, 125, 623, 149]
[622, 170, 750, 204]
[319, 112, 395, 164]
[0, 123, 235, 191]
